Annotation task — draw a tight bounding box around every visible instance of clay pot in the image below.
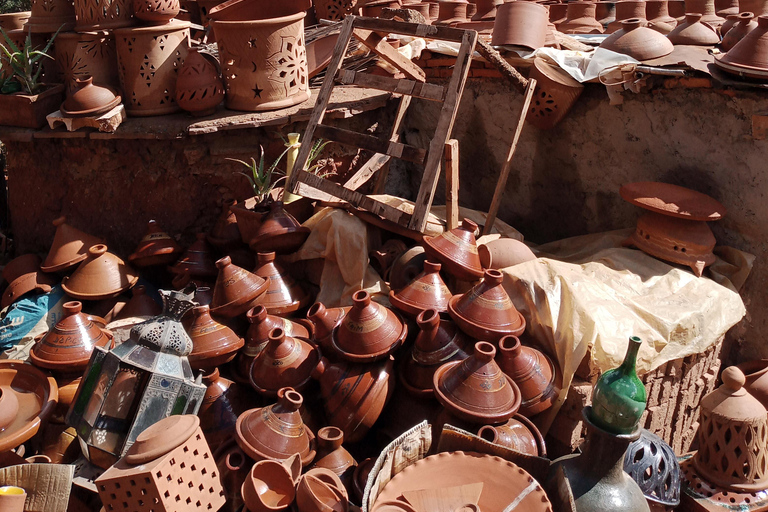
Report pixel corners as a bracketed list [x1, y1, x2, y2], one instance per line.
[41, 216, 103, 273]
[171, 233, 219, 278]
[422, 218, 483, 281]
[433, 341, 522, 425]
[361, 0, 400, 16]
[253, 251, 310, 315]
[198, 368, 243, 452]
[478, 414, 547, 457]
[133, 0, 180, 23]
[558, 2, 605, 33]
[389, 261, 452, 318]
[447, 269, 525, 343]
[686, 0, 727, 25]
[250, 327, 320, 396]
[211, 255, 270, 318]
[607, 0, 647, 31]
[0, 11, 30, 30]
[332, 290, 406, 363]
[242, 459, 296, 512]
[497, 335, 560, 417]
[549, 2, 568, 23]
[717, 0, 740, 15]
[176, 49, 225, 116]
[312, 356, 395, 443]
[208, 199, 242, 250]
[124, 415, 201, 464]
[1, 254, 57, 309]
[54, 31, 119, 96]
[388, 246, 427, 291]
[62, 245, 138, 300]
[187, 305, 244, 370]
[646, 0, 678, 31]
[314, 0, 359, 19]
[477, 238, 536, 270]
[297, 469, 350, 512]
[249, 201, 311, 254]
[26, 0, 76, 32]
[716, 15, 768, 77]
[721, 11, 758, 49]
[667, 12, 721, 42]
[527, 56, 585, 130]
[600, 18, 674, 59]
[114, 285, 161, 321]
[596, 2, 617, 25]
[127, 220, 182, 267]
[369, 239, 408, 282]
[399, 309, 473, 398]
[311, 426, 357, 491]
[60, 77, 121, 117]
[306, 302, 349, 354]
[435, 0, 469, 24]
[114, 21, 191, 116]
[74, 0, 134, 30]
[741, 0, 768, 15]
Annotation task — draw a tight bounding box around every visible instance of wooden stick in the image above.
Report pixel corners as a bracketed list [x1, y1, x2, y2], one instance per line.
[475, 39, 528, 94]
[482, 78, 537, 236]
[444, 139, 459, 231]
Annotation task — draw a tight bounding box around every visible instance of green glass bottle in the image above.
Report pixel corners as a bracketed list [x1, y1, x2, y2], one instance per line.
[590, 336, 647, 435]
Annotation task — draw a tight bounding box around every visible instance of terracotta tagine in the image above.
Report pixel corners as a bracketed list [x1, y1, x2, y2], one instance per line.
[171, 233, 219, 278]
[646, 0, 678, 31]
[128, 219, 182, 267]
[433, 341, 522, 425]
[422, 218, 483, 281]
[741, 0, 768, 15]
[389, 260, 452, 318]
[62, 244, 139, 300]
[211, 255, 270, 318]
[253, 251, 310, 315]
[175, 48, 225, 116]
[310, 426, 357, 491]
[296, 468, 349, 512]
[242, 459, 297, 512]
[249, 201, 311, 254]
[198, 367, 244, 452]
[686, 0, 726, 25]
[1, 254, 57, 309]
[497, 335, 561, 417]
[235, 387, 316, 466]
[133, 0, 180, 23]
[41, 216, 103, 273]
[448, 269, 526, 343]
[114, 285, 162, 321]
[312, 356, 395, 443]
[716, 15, 768, 79]
[314, 0, 359, 19]
[558, 2, 605, 33]
[600, 18, 674, 59]
[491, 1, 549, 49]
[331, 290, 407, 363]
[0, 360, 58, 453]
[667, 13, 721, 42]
[721, 12, 758, 50]
[389, 246, 427, 291]
[399, 309, 473, 398]
[607, 0, 647, 31]
[208, 199, 242, 251]
[477, 238, 536, 270]
[250, 327, 320, 396]
[435, 0, 469, 25]
[187, 305, 245, 370]
[307, 302, 349, 354]
[478, 414, 547, 457]
[60, 77, 121, 118]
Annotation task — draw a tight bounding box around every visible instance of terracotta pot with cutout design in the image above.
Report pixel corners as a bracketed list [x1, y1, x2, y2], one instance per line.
[314, 0, 359, 19]
[26, 0, 76, 32]
[54, 31, 119, 95]
[132, 0, 180, 23]
[176, 48, 225, 116]
[74, 0, 134, 31]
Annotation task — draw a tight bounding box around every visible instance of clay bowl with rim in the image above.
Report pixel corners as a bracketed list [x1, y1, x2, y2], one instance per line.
[619, 181, 727, 221]
[296, 469, 349, 512]
[241, 459, 296, 512]
[124, 415, 200, 464]
[0, 360, 58, 453]
[60, 77, 122, 118]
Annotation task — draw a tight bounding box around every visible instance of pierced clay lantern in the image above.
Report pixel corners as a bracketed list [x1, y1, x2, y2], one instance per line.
[692, 366, 768, 492]
[54, 31, 119, 96]
[66, 288, 206, 469]
[176, 48, 225, 116]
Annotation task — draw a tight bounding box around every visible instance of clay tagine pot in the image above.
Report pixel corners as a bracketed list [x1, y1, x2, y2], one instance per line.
[497, 335, 561, 417]
[306, 302, 349, 354]
[310, 426, 357, 491]
[208, 199, 242, 251]
[600, 18, 674, 59]
[198, 368, 243, 452]
[721, 12, 758, 50]
[558, 1, 605, 33]
[249, 327, 320, 396]
[389, 260, 452, 318]
[477, 414, 547, 457]
[133, 0, 180, 24]
[128, 219, 182, 267]
[249, 201, 310, 254]
[253, 251, 310, 315]
[331, 290, 407, 363]
[235, 387, 316, 467]
[170, 233, 219, 278]
[667, 12, 720, 43]
[62, 244, 139, 300]
[187, 305, 245, 370]
[241, 459, 296, 512]
[491, 1, 549, 49]
[60, 77, 122, 118]
[29, 301, 114, 372]
[176, 48, 225, 116]
[716, 14, 768, 80]
[607, 0, 647, 32]
[114, 285, 162, 321]
[211, 255, 270, 318]
[399, 308, 473, 398]
[433, 341, 522, 425]
[646, 0, 678, 32]
[41, 216, 103, 273]
[447, 269, 526, 343]
[1, 254, 57, 309]
[477, 238, 536, 270]
[423, 218, 483, 281]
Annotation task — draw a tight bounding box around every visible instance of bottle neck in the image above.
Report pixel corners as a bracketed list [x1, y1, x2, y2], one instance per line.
[619, 337, 641, 373]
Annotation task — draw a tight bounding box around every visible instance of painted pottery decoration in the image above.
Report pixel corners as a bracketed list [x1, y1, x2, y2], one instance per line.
[624, 429, 681, 509]
[0, 360, 58, 453]
[132, 0, 180, 23]
[235, 386, 316, 466]
[249, 327, 320, 396]
[527, 56, 585, 130]
[314, 0, 359, 19]
[435, 0, 469, 25]
[667, 13, 721, 43]
[422, 218, 483, 281]
[607, 0, 647, 32]
[248, 201, 311, 253]
[692, 366, 768, 491]
[241, 459, 297, 512]
[646, 0, 677, 32]
[686, 0, 726, 25]
[478, 414, 547, 457]
[54, 31, 119, 95]
[211, 255, 269, 318]
[389, 260, 452, 318]
[187, 305, 245, 370]
[74, 0, 134, 30]
[114, 21, 190, 116]
[62, 244, 139, 300]
[41, 216, 103, 273]
[26, 0, 75, 32]
[721, 11, 758, 50]
[497, 335, 560, 417]
[253, 251, 310, 314]
[1, 254, 57, 309]
[307, 302, 349, 353]
[171, 233, 218, 278]
[175, 48, 225, 116]
[558, 1, 605, 33]
[600, 18, 674, 59]
[311, 426, 357, 490]
[95, 415, 226, 512]
[477, 238, 536, 270]
[128, 220, 182, 267]
[716, 15, 768, 80]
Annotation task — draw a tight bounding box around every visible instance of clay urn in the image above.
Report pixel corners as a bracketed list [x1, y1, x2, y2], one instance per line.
[237, 305, 311, 383]
[600, 18, 675, 59]
[312, 356, 395, 443]
[170, 233, 218, 278]
[477, 238, 536, 270]
[422, 218, 483, 281]
[310, 426, 357, 491]
[331, 290, 407, 363]
[667, 13, 721, 42]
[741, 0, 768, 15]
[477, 414, 547, 457]
[60, 77, 122, 118]
[471, 0, 496, 19]
[1, 254, 57, 309]
[721, 11, 758, 50]
[433, 341, 522, 425]
[388, 246, 427, 292]
[686, 0, 726, 25]
[491, 1, 549, 49]
[717, 15, 768, 76]
[253, 251, 310, 315]
[435, 0, 469, 27]
[128, 220, 182, 267]
[607, 0, 647, 31]
[250, 327, 320, 396]
[198, 368, 242, 452]
[176, 49, 225, 117]
[187, 305, 245, 370]
[296, 468, 350, 512]
[41, 216, 103, 273]
[736, 360, 768, 409]
[208, 199, 242, 251]
[241, 459, 296, 512]
[399, 309, 473, 398]
[447, 269, 526, 343]
[211, 255, 270, 318]
[29, 301, 114, 372]
[235, 387, 316, 467]
[389, 261, 452, 318]
[114, 285, 162, 320]
[646, 0, 678, 31]
[307, 302, 349, 354]
[249, 201, 310, 254]
[496, 335, 561, 417]
[62, 244, 139, 300]
[558, 2, 605, 33]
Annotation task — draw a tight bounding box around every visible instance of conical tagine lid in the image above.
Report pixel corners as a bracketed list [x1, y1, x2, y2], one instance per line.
[249, 201, 310, 254]
[389, 261, 452, 317]
[249, 327, 320, 396]
[170, 233, 218, 278]
[422, 218, 484, 281]
[41, 216, 103, 273]
[211, 256, 269, 318]
[62, 244, 139, 300]
[129, 220, 183, 267]
[717, 15, 768, 78]
[253, 251, 310, 315]
[187, 305, 245, 370]
[332, 291, 406, 363]
[497, 335, 560, 416]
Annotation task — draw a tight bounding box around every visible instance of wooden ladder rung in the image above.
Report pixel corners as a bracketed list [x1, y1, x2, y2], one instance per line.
[353, 16, 469, 43]
[336, 69, 445, 101]
[314, 125, 427, 164]
[353, 28, 426, 82]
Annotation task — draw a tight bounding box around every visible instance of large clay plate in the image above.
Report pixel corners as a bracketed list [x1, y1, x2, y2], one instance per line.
[0, 360, 58, 452]
[619, 182, 726, 221]
[373, 451, 552, 512]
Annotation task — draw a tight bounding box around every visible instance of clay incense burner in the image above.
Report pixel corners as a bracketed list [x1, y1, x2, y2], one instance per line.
[128, 220, 182, 267]
[423, 218, 483, 281]
[253, 251, 310, 315]
[249, 327, 320, 396]
[389, 260, 452, 318]
[211, 255, 270, 318]
[187, 305, 245, 370]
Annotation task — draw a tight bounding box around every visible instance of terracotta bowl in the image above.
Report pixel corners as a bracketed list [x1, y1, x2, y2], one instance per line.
[242, 459, 296, 512]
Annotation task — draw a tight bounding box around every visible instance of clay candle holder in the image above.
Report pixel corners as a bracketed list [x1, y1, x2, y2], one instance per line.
[128, 220, 182, 267]
[600, 18, 674, 59]
[558, 1, 605, 33]
[497, 335, 561, 417]
[646, 0, 678, 32]
[175, 49, 225, 116]
[716, 15, 768, 79]
[310, 426, 357, 490]
[667, 12, 721, 42]
[422, 218, 483, 281]
[607, 0, 647, 31]
[171, 233, 219, 278]
[41, 216, 103, 273]
[253, 251, 310, 315]
[389, 260, 452, 318]
[1, 254, 57, 309]
[211, 255, 270, 318]
[133, 0, 180, 23]
[721, 12, 758, 50]
[491, 1, 549, 49]
[249, 201, 311, 254]
[62, 244, 139, 300]
[187, 305, 245, 370]
[241, 459, 296, 512]
[249, 327, 320, 396]
[306, 302, 349, 353]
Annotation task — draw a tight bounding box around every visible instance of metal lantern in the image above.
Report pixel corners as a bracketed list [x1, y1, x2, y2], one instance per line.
[624, 429, 681, 509]
[66, 287, 206, 469]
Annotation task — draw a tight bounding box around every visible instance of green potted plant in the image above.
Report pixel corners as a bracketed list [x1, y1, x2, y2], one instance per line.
[0, 26, 64, 128]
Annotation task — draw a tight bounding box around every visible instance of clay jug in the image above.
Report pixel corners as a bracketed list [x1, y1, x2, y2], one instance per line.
[497, 335, 561, 417]
[211, 255, 269, 318]
[332, 291, 406, 363]
[311, 426, 357, 491]
[307, 302, 349, 354]
[389, 260, 452, 318]
[253, 251, 310, 315]
[187, 305, 245, 370]
[249, 327, 320, 396]
[422, 218, 483, 281]
[721, 11, 758, 50]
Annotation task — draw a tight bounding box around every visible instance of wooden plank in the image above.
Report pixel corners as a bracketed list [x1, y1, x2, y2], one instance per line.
[482, 78, 537, 236]
[344, 153, 391, 191]
[314, 124, 426, 164]
[408, 29, 478, 231]
[444, 139, 459, 231]
[353, 27, 426, 82]
[353, 15, 468, 42]
[372, 94, 413, 194]
[336, 69, 444, 101]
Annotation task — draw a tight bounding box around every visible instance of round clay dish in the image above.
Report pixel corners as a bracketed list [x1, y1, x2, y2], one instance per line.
[125, 415, 200, 464]
[620, 181, 727, 220]
[0, 361, 59, 453]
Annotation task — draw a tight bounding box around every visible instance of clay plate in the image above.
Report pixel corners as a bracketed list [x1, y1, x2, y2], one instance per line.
[619, 182, 726, 221]
[0, 360, 58, 453]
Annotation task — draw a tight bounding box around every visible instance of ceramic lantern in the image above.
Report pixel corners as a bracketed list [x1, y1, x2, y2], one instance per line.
[74, 0, 134, 30]
[66, 287, 206, 469]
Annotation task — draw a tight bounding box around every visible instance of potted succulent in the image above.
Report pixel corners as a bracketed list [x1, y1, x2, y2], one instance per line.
[0, 27, 64, 128]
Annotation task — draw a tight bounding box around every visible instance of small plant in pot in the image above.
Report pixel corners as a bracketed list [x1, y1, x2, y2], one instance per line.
[0, 26, 64, 128]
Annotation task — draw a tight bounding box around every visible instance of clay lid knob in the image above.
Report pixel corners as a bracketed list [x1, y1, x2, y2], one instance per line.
[473, 341, 496, 364]
[268, 327, 286, 345]
[738, 11, 755, 21]
[258, 252, 276, 265]
[416, 308, 440, 330]
[202, 367, 220, 385]
[499, 335, 522, 356]
[461, 218, 479, 234]
[622, 17, 643, 29]
[722, 366, 746, 391]
[62, 301, 83, 317]
[352, 290, 372, 309]
[423, 261, 442, 274]
[88, 244, 108, 258]
[685, 12, 702, 23]
[216, 255, 232, 269]
[247, 305, 268, 324]
[52, 216, 66, 227]
[483, 269, 504, 287]
[317, 426, 344, 450]
[277, 387, 303, 411]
